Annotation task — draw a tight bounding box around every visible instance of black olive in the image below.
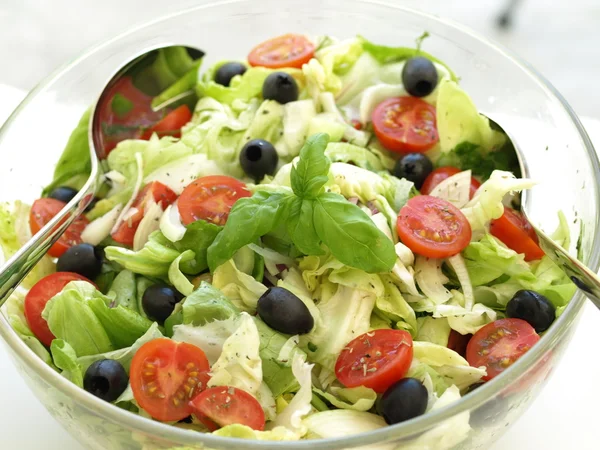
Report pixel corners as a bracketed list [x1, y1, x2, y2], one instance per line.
[506, 290, 555, 332]
[257, 287, 314, 335]
[83, 359, 128, 402]
[240, 139, 279, 181]
[381, 378, 428, 425]
[56, 243, 103, 280]
[85, 196, 99, 212]
[262, 72, 298, 104]
[467, 382, 485, 393]
[142, 284, 183, 324]
[214, 62, 247, 87]
[49, 186, 78, 204]
[393, 153, 433, 189]
[402, 57, 439, 98]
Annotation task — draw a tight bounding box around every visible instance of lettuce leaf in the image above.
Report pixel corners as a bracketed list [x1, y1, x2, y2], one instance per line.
[313, 385, 377, 412]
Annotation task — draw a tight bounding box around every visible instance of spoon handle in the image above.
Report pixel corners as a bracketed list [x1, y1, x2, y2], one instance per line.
[534, 225, 600, 310]
[0, 176, 98, 308]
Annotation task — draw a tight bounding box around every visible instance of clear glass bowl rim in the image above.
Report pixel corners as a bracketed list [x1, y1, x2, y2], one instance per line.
[0, 1, 599, 448]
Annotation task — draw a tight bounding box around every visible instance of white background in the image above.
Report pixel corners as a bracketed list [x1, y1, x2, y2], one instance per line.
[1, 83, 600, 448]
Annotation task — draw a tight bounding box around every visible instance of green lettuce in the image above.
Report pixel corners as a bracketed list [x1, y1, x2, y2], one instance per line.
[436, 79, 506, 154]
[50, 340, 84, 387]
[181, 281, 240, 326]
[107, 270, 138, 311]
[212, 259, 268, 312]
[213, 424, 297, 441]
[313, 386, 376, 412]
[207, 312, 263, 395]
[304, 410, 386, 440]
[416, 316, 451, 347]
[324, 142, 392, 172]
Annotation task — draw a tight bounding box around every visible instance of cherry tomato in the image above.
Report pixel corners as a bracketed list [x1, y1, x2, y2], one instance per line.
[139, 105, 192, 140]
[372, 97, 438, 153]
[111, 181, 177, 247]
[396, 195, 472, 259]
[177, 175, 251, 226]
[248, 34, 315, 69]
[189, 386, 266, 431]
[420, 166, 481, 199]
[30, 198, 89, 258]
[447, 330, 472, 358]
[466, 318, 540, 380]
[335, 329, 413, 393]
[490, 207, 544, 261]
[130, 339, 210, 422]
[24, 272, 93, 346]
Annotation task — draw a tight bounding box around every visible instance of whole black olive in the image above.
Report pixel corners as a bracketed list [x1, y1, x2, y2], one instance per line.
[83, 359, 128, 402]
[393, 153, 433, 189]
[380, 378, 428, 425]
[262, 72, 298, 104]
[506, 290, 555, 332]
[214, 62, 247, 87]
[56, 243, 104, 280]
[240, 139, 279, 181]
[402, 57, 439, 97]
[142, 284, 183, 324]
[257, 287, 314, 334]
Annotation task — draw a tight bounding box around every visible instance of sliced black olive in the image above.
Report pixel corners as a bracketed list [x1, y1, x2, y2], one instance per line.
[506, 289, 555, 332]
[262, 72, 298, 104]
[381, 378, 428, 425]
[402, 57, 439, 98]
[142, 284, 183, 324]
[214, 62, 247, 87]
[257, 287, 314, 335]
[56, 243, 104, 280]
[84, 359, 128, 402]
[393, 153, 433, 189]
[240, 139, 278, 181]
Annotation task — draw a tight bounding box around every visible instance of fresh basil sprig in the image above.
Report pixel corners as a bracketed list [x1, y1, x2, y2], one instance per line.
[207, 133, 396, 273]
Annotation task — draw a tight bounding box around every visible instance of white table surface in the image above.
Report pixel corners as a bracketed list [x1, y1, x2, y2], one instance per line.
[1, 84, 599, 450]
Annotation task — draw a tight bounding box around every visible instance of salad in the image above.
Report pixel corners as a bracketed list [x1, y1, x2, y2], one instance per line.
[0, 33, 576, 445]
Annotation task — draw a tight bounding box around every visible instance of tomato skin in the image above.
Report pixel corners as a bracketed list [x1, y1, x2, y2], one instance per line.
[466, 318, 540, 381]
[130, 339, 210, 422]
[190, 386, 266, 431]
[396, 195, 472, 259]
[24, 272, 93, 346]
[372, 97, 438, 153]
[111, 181, 178, 246]
[140, 105, 192, 140]
[248, 34, 315, 69]
[30, 198, 89, 258]
[490, 208, 544, 261]
[447, 330, 472, 358]
[335, 329, 413, 394]
[420, 166, 481, 199]
[177, 175, 251, 226]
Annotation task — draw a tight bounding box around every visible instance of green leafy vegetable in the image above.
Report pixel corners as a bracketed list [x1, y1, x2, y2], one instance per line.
[50, 340, 84, 387]
[207, 191, 289, 272]
[107, 270, 138, 311]
[180, 281, 240, 325]
[358, 35, 457, 80]
[43, 109, 92, 195]
[286, 197, 324, 256]
[313, 193, 396, 273]
[290, 133, 331, 198]
[436, 141, 519, 180]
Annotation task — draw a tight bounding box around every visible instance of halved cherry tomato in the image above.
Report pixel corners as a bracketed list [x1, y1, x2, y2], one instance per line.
[130, 339, 210, 422]
[111, 181, 178, 246]
[490, 207, 544, 261]
[372, 97, 438, 153]
[24, 272, 93, 347]
[420, 166, 481, 199]
[335, 329, 413, 393]
[139, 105, 192, 140]
[248, 34, 315, 69]
[30, 198, 89, 258]
[396, 195, 472, 259]
[177, 175, 251, 226]
[466, 318, 540, 381]
[447, 330, 472, 358]
[190, 386, 266, 431]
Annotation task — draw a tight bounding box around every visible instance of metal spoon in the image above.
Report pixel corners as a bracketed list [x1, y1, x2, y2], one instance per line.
[489, 117, 600, 310]
[0, 45, 203, 305]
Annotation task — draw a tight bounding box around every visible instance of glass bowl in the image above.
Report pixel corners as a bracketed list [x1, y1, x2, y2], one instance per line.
[0, 1, 598, 449]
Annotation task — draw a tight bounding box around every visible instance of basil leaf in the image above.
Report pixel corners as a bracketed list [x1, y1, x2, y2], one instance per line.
[290, 133, 331, 198]
[42, 109, 92, 195]
[313, 193, 396, 273]
[207, 191, 289, 271]
[174, 219, 222, 274]
[287, 197, 324, 256]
